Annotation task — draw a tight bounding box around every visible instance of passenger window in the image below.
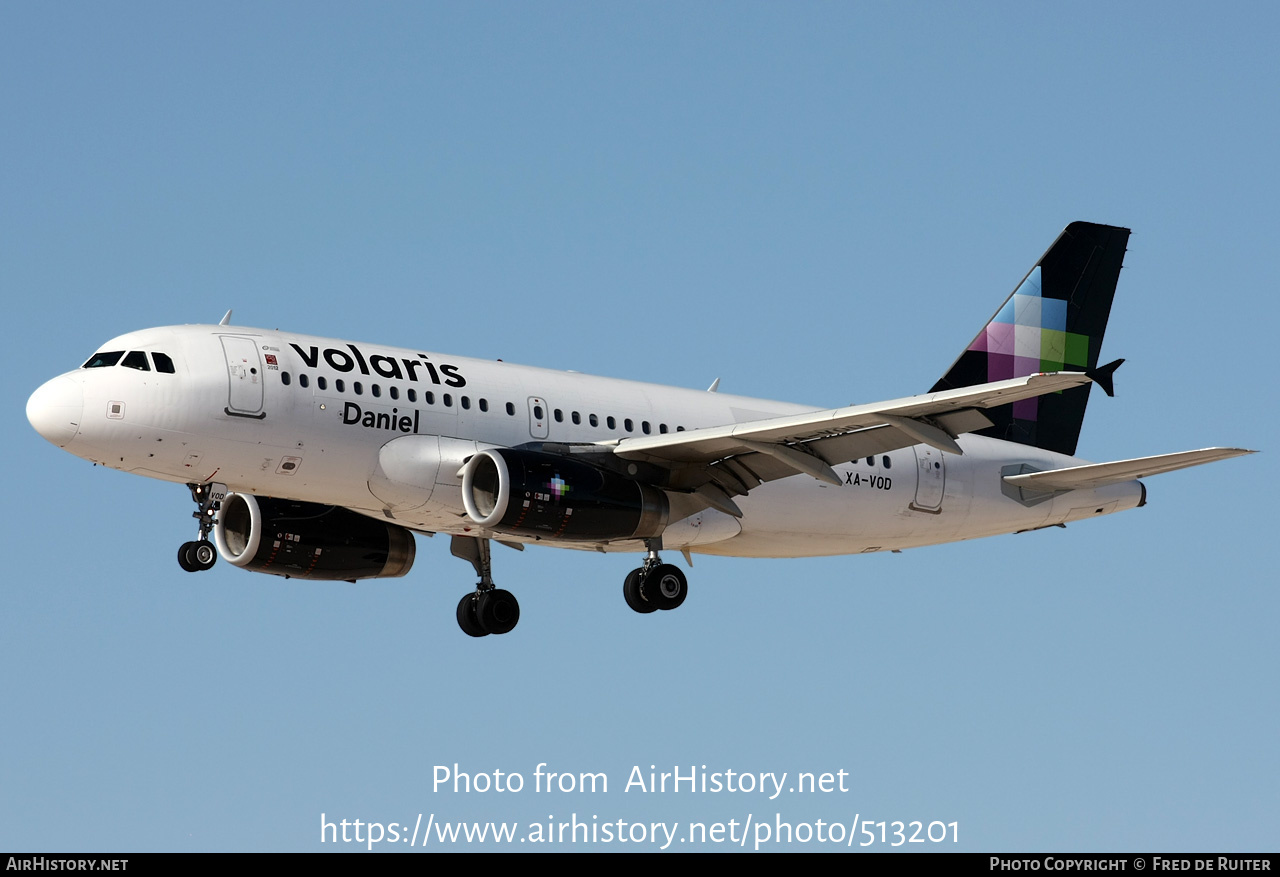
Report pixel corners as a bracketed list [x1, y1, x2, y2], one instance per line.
[589, 413, 598, 427]
[407, 388, 416, 402]
[83, 351, 124, 369]
[371, 384, 381, 398]
[121, 351, 150, 371]
[882, 456, 892, 469]
[281, 372, 292, 386]
[389, 386, 399, 400]
[300, 374, 309, 388]
[659, 423, 668, 434]
[336, 379, 345, 392]
[571, 411, 581, 425]
[461, 396, 471, 410]
[152, 352, 176, 373]
[317, 376, 328, 391]
[642, 421, 651, 435]
[425, 391, 434, 404]
[554, 409, 563, 422]
[625, 418, 634, 432]
[607, 416, 616, 429]
[533, 404, 543, 419]
[353, 382, 363, 395]
[444, 393, 453, 407]
[479, 398, 489, 412]
[506, 402, 515, 416]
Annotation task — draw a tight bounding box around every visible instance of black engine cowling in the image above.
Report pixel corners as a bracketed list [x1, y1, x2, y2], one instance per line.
[460, 448, 668, 540]
[213, 493, 416, 580]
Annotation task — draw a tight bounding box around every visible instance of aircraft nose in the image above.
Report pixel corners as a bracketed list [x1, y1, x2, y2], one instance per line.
[27, 376, 84, 448]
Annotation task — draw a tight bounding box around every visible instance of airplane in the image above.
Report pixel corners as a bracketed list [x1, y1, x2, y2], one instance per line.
[26, 222, 1253, 638]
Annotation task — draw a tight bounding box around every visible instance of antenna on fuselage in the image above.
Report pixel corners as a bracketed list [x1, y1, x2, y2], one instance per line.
[219, 310, 232, 326]
[707, 378, 720, 393]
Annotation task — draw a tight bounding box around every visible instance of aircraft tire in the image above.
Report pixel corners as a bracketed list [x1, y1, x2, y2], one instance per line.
[177, 542, 199, 572]
[457, 593, 489, 638]
[643, 564, 688, 611]
[623, 567, 657, 614]
[476, 589, 520, 635]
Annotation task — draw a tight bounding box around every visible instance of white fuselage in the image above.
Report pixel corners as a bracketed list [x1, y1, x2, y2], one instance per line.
[29, 324, 1145, 559]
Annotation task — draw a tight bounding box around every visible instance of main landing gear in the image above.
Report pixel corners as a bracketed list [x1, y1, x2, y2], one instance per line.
[447, 536, 688, 635]
[177, 482, 224, 573]
[622, 541, 689, 614]
[452, 535, 520, 637]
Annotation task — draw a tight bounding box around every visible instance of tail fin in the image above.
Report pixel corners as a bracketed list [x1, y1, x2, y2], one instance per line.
[930, 221, 1130, 456]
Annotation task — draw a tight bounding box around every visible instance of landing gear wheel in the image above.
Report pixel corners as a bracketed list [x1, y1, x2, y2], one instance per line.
[179, 539, 217, 572]
[476, 589, 520, 635]
[451, 536, 519, 637]
[623, 567, 657, 614]
[457, 593, 488, 638]
[642, 563, 688, 611]
[178, 541, 198, 572]
[190, 540, 217, 570]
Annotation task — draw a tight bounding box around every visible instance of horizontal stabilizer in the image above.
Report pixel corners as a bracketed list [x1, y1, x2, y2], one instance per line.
[1002, 448, 1255, 491]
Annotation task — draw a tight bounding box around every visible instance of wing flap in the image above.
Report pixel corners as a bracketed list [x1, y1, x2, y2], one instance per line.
[1002, 448, 1255, 491]
[805, 424, 919, 467]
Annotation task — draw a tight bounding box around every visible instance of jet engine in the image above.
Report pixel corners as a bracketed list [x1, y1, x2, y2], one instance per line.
[213, 493, 416, 580]
[459, 448, 668, 540]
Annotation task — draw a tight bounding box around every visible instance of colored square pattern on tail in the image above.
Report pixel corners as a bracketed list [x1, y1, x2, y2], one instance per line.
[966, 267, 1090, 422]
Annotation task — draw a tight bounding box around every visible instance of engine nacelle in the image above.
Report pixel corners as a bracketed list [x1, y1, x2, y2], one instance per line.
[213, 493, 416, 580]
[460, 448, 668, 540]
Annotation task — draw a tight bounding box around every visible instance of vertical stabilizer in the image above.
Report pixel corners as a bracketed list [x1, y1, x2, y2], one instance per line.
[930, 222, 1130, 456]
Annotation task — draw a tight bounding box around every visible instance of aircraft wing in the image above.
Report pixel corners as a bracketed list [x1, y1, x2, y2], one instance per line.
[597, 372, 1098, 507]
[1001, 447, 1256, 492]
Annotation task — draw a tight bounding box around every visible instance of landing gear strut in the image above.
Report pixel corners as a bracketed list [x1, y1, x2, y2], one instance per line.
[178, 482, 225, 572]
[622, 539, 689, 614]
[451, 535, 520, 637]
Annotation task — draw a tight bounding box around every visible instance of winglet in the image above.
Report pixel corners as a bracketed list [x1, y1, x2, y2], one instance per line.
[1086, 358, 1124, 397]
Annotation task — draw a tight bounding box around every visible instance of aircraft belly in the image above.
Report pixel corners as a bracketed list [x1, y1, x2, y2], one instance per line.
[659, 509, 742, 549]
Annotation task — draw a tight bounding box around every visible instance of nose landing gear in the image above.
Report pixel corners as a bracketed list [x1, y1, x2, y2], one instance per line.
[178, 482, 225, 573]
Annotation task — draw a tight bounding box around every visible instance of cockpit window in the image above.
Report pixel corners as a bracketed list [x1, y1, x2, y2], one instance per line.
[83, 351, 124, 369]
[121, 351, 151, 371]
[152, 352, 176, 373]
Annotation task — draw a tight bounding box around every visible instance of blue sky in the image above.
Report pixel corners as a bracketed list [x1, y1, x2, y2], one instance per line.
[2, 2, 1274, 852]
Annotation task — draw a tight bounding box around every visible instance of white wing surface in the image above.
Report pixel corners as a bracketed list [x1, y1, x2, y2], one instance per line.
[598, 371, 1099, 499]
